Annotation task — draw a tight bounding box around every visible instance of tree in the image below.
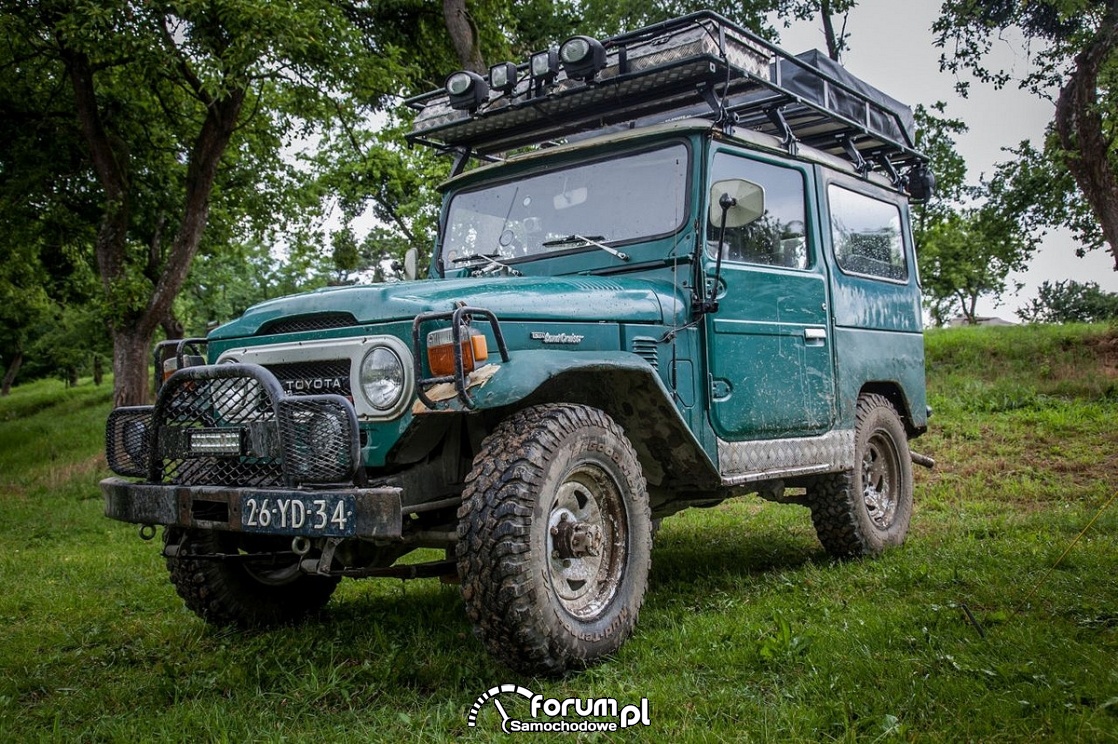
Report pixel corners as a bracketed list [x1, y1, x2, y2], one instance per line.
[918, 204, 1034, 325]
[0, 246, 52, 395]
[1017, 279, 1118, 323]
[934, 1, 1118, 269]
[1, 1, 415, 406]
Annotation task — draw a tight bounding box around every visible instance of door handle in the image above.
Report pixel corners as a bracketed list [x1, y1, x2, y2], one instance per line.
[804, 328, 827, 342]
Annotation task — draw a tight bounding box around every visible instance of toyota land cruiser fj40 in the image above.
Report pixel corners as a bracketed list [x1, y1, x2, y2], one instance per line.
[102, 11, 935, 675]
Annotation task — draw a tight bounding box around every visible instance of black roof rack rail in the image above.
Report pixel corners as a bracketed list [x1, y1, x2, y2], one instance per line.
[405, 11, 927, 177]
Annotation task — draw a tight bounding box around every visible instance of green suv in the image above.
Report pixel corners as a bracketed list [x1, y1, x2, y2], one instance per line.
[103, 12, 934, 675]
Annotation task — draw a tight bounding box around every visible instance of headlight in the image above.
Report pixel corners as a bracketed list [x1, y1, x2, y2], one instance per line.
[359, 346, 405, 411]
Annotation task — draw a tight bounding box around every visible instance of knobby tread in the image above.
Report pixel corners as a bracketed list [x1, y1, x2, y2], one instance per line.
[164, 528, 340, 628]
[806, 393, 914, 558]
[457, 403, 651, 676]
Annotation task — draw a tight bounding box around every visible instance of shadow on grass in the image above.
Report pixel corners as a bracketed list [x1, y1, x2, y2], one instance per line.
[148, 516, 832, 698]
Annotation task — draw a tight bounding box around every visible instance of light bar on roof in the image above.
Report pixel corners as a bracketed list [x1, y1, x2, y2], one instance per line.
[409, 16, 770, 154]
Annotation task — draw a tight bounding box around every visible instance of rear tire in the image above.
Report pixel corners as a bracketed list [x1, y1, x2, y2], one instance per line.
[457, 404, 652, 676]
[164, 527, 340, 627]
[807, 394, 914, 557]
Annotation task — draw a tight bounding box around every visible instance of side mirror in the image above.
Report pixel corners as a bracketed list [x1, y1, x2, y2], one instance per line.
[709, 179, 765, 228]
[403, 247, 419, 281]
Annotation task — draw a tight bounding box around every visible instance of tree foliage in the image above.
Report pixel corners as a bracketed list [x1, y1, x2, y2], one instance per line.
[1017, 279, 1118, 323]
[1, 0, 416, 405]
[934, 0, 1118, 268]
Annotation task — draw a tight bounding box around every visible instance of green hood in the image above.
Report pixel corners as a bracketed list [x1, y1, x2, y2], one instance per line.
[209, 276, 686, 340]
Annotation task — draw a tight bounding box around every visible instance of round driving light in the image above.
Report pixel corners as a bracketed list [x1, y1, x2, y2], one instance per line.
[446, 72, 472, 96]
[359, 346, 405, 411]
[559, 36, 606, 80]
[445, 70, 489, 112]
[560, 37, 590, 63]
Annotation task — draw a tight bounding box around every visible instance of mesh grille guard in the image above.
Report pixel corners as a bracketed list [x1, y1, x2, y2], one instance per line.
[106, 364, 361, 488]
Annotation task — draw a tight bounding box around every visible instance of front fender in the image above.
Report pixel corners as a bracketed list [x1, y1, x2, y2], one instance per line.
[471, 350, 659, 408]
[430, 350, 720, 491]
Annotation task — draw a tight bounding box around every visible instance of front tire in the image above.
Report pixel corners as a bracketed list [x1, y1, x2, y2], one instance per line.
[164, 527, 340, 627]
[457, 404, 652, 676]
[807, 394, 914, 557]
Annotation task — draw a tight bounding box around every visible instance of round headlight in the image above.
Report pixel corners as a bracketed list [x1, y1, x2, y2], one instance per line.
[359, 346, 405, 411]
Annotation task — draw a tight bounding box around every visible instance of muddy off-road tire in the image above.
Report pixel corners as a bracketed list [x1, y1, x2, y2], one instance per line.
[457, 404, 652, 676]
[164, 527, 340, 627]
[807, 394, 914, 557]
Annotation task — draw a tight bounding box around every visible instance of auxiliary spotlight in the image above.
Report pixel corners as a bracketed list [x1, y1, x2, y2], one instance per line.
[559, 36, 607, 80]
[488, 62, 518, 93]
[445, 70, 489, 112]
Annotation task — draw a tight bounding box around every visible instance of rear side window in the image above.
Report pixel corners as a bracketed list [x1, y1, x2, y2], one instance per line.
[828, 185, 907, 282]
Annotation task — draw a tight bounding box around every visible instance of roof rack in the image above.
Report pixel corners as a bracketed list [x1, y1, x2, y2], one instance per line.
[405, 11, 927, 180]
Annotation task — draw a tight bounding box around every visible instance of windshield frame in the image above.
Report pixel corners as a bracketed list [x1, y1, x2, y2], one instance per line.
[436, 139, 693, 276]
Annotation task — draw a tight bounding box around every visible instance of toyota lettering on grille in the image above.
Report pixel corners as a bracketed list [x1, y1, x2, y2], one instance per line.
[282, 377, 347, 394]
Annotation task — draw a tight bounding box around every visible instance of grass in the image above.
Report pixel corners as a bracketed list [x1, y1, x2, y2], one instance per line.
[1, 326, 1117, 742]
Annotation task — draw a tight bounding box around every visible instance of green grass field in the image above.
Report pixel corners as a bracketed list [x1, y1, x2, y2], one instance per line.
[1, 325, 1116, 742]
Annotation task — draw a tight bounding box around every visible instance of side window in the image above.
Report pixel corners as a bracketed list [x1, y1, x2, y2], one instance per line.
[828, 185, 908, 281]
[706, 153, 809, 269]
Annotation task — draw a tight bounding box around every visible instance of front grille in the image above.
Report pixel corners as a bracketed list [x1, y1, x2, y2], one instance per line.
[267, 360, 351, 397]
[258, 312, 357, 336]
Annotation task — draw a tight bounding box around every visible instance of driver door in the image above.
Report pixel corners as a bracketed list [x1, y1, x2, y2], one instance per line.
[704, 150, 835, 441]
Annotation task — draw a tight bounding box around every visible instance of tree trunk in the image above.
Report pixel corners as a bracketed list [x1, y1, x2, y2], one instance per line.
[1054, 11, 1118, 270]
[64, 37, 245, 406]
[162, 313, 185, 341]
[443, 0, 485, 73]
[1, 351, 23, 396]
[820, 0, 846, 62]
[93, 354, 103, 386]
[112, 327, 152, 407]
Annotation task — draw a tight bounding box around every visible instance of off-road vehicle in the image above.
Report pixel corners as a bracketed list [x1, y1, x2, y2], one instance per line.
[103, 11, 934, 675]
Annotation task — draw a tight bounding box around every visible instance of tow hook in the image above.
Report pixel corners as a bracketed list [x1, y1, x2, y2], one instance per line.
[911, 452, 936, 469]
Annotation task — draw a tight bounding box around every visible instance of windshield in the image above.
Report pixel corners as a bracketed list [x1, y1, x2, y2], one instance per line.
[441, 143, 689, 270]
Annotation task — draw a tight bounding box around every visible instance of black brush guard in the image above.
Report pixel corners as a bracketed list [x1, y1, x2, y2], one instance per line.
[411, 306, 510, 410]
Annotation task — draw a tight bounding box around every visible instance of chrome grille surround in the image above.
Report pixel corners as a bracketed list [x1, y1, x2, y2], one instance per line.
[216, 335, 415, 421]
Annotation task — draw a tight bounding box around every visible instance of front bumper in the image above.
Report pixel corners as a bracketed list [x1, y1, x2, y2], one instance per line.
[101, 477, 403, 539]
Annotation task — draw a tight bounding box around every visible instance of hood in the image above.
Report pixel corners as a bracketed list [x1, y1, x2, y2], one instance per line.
[209, 276, 686, 340]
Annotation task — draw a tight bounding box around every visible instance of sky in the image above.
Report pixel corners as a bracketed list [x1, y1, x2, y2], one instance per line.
[767, 0, 1118, 321]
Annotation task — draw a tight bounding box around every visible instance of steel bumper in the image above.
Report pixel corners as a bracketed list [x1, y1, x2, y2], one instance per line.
[101, 476, 403, 539]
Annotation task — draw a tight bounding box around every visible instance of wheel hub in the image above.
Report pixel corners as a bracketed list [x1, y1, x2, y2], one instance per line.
[551, 513, 604, 559]
[862, 435, 899, 530]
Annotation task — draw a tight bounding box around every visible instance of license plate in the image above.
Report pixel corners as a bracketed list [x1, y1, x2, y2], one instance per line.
[240, 493, 356, 536]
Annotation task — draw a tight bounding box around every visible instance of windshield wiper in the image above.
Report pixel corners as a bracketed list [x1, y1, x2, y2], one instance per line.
[541, 234, 629, 261]
[450, 252, 520, 276]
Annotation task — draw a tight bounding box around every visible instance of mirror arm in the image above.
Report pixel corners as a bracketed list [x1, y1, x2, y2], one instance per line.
[692, 194, 736, 316]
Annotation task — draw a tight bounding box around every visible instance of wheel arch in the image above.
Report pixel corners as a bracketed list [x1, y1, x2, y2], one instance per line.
[858, 381, 921, 438]
[472, 350, 720, 492]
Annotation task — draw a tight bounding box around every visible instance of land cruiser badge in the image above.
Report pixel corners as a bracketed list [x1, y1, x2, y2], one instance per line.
[530, 332, 584, 345]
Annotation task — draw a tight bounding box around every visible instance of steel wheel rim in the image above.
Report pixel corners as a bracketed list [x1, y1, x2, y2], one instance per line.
[862, 430, 901, 530]
[546, 462, 626, 619]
